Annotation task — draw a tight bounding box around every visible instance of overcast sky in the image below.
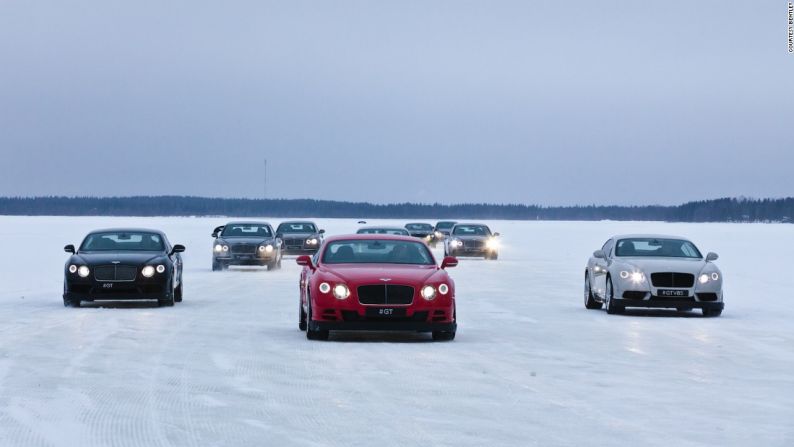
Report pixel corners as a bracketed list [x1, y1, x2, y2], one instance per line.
[0, 1, 791, 205]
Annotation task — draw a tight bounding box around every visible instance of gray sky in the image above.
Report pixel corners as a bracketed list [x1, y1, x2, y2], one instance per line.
[1, 1, 792, 205]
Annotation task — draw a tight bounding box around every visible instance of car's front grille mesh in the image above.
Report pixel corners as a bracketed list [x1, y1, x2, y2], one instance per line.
[463, 240, 484, 249]
[94, 265, 137, 281]
[651, 272, 695, 288]
[284, 238, 304, 247]
[357, 285, 414, 305]
[230, 243, 257, 254]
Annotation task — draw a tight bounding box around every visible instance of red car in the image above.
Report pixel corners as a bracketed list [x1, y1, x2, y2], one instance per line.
[297, 234, 458, 341]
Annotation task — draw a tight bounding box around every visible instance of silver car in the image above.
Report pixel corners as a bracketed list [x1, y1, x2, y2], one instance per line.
[584, 234, 723, 317]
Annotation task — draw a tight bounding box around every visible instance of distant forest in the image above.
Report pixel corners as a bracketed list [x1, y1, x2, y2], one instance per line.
[0, 196, 792, 223]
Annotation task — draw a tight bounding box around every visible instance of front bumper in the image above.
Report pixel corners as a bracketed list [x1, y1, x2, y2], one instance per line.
[310, 320, 456, 333]
[215, 253, 275, 265]
[282, 247, 319, 255]
[448, 247, 495, 257]
[614, 297, 724, 310]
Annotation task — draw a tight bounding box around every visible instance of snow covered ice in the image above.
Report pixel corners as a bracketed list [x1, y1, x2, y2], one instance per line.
[0, 216, 792, 446]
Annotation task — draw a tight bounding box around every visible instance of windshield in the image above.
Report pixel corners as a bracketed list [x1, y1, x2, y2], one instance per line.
[80, 232, 165, 252]
[405, 223, 433, 231]
[277, 222, 317, 234]
[357, 228, 410, 236]
[615, 238, 703, 258]
[221, 224, 272, 238]
[436, 221, 456, 230]
[322, 240, 434, 265]
[452, 225, 491, 236]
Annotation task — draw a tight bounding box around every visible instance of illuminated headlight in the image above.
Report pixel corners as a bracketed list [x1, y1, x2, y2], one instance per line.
[307, 238, 319, 245]
[259, 244, 274, 253]
[438, 284, 449, 295]
[698, 273, 719, 284]
[156, 265, 165, 274]
[435, 231, 443, 238]
[214, 244, 223, 252]
[620, 270, 645, 283]
[421, 285, 437, 300]
[319, 282, 331, 294]
[593, 266, 604, 273]
[333, 284, 350, 300]
[142, 266, 155, 278]
[485, 239, 500, 249]
[77, 266, 90, 277]
[69, 264, 78, 274]
[450, 239, 463, 248]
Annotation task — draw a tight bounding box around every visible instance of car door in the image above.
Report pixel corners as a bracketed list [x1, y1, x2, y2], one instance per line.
[592, 238, 613, 297]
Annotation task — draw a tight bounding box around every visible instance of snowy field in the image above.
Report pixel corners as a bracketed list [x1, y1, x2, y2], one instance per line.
[0, 216, 792, 447]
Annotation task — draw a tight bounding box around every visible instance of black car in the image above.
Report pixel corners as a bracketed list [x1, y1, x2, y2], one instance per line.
[212, 222, 283, 271]
[444, 223, 500, 260]
[276, 221, 325, 255]
[405, 222, 436, 246]
[433, 221, 458, 244]
[63, 228, 185, 307]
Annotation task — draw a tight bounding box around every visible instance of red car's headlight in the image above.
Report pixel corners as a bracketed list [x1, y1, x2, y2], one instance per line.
[421, 285, 437, 300]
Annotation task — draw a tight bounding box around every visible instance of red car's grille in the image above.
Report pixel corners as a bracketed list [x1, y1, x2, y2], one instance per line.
[357, 285, 414, 305]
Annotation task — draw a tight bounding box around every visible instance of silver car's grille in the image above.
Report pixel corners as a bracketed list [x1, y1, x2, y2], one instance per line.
[651, 272, 695, 288]
[230, 243, 257, 254]
[464, 240, 484, 249]
[284, 238, 305, 247]
[94, 265, 138, 282]
[357, 285, 414, 305]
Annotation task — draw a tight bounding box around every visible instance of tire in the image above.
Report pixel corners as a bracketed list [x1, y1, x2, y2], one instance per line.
[584, 273, 603, 309]
[432, 330, 456, 341]
[63, 297, 81, 308]
[305, 298, 329, 340]
[299, 302, 307, 331]
[159, 284, 175, 307]
[174, 282, 183, 303]
[702, 308, 722, 317]
[604, 276, 623, 314]
[212, 259, 221, 271]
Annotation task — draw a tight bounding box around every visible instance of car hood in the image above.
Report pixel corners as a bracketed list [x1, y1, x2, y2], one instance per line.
[617, 257, 707, 274]
[318, 264, 441, 285]
[73, 251, 166, 265]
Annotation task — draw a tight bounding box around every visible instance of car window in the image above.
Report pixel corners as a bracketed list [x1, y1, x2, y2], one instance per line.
[615, 238, 703, 258]
[452, 225, 491, 236]
[322, 240, 434, 265]
[277, 223, 317, 233]
[81, 232, 164, 251]
[356, 228, 410, 236]
[222, 224, 272, 237]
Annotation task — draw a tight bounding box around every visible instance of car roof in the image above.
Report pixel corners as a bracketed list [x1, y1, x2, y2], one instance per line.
[225, 221, 272, 226]
[453, 223, 490, 227]
[87, 228, 166, 236]
[611, 234, 694, 241]
[278, 220, 316, 224]
[405, 222, 432, 225]
[325, 234, 422, 243]
[357, 226, 407, 230]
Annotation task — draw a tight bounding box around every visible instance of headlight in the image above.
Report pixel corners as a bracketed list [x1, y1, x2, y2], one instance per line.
[486, 239, 500, 249]
[450, 239, 463, 248]
[156, 265, 165, 274]
[68, 264, 78, 274]
[77, 266, 90, 277]
[619, 270, 644, 283]
[435, 231, 443, 238]
[421, 285, 437, 300]
[142, 266, 155, 277]
[699, 274, 710, 284]
[319, 282, 331, 294]
[307, 238, 318, 245]
[214, 244, 223, 252]
[438, 284, 449, 295]
[333, 284, 350, 299]
[264, 244, 274, 253]
[711, 272, 719, 281]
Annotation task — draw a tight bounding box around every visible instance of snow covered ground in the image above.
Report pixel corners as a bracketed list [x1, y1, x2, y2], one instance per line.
[0, 216, 792, 447]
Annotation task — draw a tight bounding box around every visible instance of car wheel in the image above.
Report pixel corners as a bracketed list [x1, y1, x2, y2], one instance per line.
[605, 275, 623, 314]
[432, 330, 456, 341]
[174, 282, 183, 303]
[305, 298, 329, 340]
[159, 284, 175, 307]
[299, 302, 307, 331]
[702, 308, 723, 317]
[212, 259, 222, 271]
[584, 273, 603, 309]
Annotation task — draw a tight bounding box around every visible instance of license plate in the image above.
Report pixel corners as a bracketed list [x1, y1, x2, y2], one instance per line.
[658, 289, 688, 297]
[365, 308, 407, 318]
[101, 283, 113, 289]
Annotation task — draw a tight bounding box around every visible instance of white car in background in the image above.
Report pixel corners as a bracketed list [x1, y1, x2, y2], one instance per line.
[584, 234, 724, 317]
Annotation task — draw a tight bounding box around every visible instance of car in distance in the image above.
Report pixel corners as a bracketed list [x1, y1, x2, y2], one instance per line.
[405, 222, 436, 246]
[444, 223, 500, 260]
[356, 226, 410, 236]
[211, 222, 282, 271]
[433, 221, 457, 244]
[276, 221, 325, 255]
[297, 234, 458, 341]
[584, 234, 724, 316]
[63, 228, 185, 307]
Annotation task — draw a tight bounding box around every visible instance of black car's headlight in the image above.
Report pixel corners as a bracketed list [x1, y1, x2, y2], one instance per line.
[306, 238, 319, 245]
[70, 265, 90, 277]
[259, 244, 274, 253]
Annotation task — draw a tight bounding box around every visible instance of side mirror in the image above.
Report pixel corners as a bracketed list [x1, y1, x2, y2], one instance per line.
[171, 244, 186, 255]
[493, 232, 501, 237]
[593, 250, 606, 259]
[706, 252, 719, 262]
[319, 229, 326, 234]
[296, 255, 314, 268]
[212, 226, 224, 238]
[64, 244, 75, 254]
[441, 256, 458, 269]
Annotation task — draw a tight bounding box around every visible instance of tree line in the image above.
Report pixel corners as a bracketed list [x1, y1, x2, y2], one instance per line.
[0, 196, 791, 222]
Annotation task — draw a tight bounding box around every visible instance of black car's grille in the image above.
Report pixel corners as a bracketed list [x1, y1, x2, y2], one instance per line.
[230, 243, 257, 254]
[651, 272, 695, 288]
[94, 265, 138, 282]
[284, 238, 305, 247]
[464, 240, 484, 249]
[357, 285, 414, 305]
